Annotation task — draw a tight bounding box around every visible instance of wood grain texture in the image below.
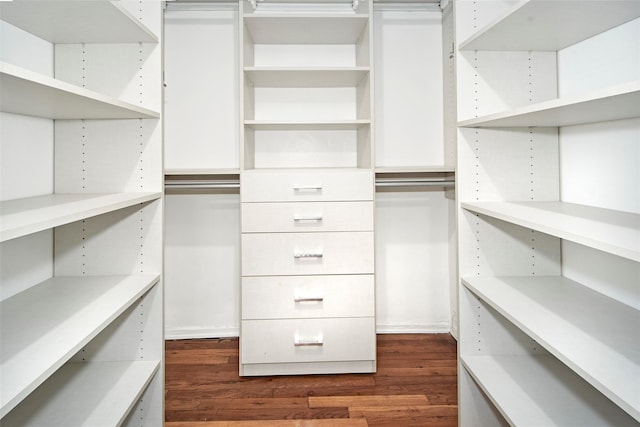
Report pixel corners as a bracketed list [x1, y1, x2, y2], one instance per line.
[165, 334, 458, 427]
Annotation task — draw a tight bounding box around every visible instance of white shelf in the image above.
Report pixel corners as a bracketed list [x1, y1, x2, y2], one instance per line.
[2, 361, 160, 427]
[0, 62, 160, 120]
[462, 355, 639, 426]
[463, 275, 640, 421]
[458, 81, 640, 128]
[245, 67, 369, 87]
[0, 1, 158, 43]
[244, 14, 368, 44]
[245, 119, 370, 130]
[375, 165, 455, 174]
[459, 0, 640, 51]
[462, 201, 640, 262]
[0, 275, 160, 417]
[0, 192, 162, 243]
[165, 168, 240, 177]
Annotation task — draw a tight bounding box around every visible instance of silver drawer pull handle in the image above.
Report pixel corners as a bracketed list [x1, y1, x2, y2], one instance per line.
[294, 252, 323, 259]
[294, 297, 324, 303]
[293, 215, 323, 222]
[293, 185, 323, 191]
[294, 339, 323, 347]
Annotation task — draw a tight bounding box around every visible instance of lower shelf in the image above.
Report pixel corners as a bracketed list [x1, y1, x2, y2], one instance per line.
[461, 355, 638, 426]
[462, 275, 640, 420]
[2, 360, 160, 426]
[0, 275, 159, 416]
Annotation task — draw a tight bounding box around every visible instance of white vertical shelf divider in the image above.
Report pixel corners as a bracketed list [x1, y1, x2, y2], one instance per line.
[455, 0, 640, 425]
[0, 1, 163, 424]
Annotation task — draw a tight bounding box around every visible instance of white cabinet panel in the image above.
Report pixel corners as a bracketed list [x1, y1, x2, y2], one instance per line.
[241, 201, 373, 233]
[241, 317, 375, 364]
[242, 232, 374, 276]
[241, 169, 374, 202]
[242, 275, 374, 320]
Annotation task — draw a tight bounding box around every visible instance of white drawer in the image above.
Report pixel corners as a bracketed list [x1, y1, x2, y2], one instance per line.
[241, 231, 374, 276]
[241, 317, 376, 365]
[242, 275, 374, 320]
[241, 170, 373, 202]
[241, 201, 373, 233]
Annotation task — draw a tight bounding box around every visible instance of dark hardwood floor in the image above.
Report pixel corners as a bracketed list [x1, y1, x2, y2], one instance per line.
[165, 334, 458, 427]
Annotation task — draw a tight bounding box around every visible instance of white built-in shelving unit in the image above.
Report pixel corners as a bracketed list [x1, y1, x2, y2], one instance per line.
[0, 1, 163, 425]
[239, 0, 377, 376]
[455, 0, 640, 425]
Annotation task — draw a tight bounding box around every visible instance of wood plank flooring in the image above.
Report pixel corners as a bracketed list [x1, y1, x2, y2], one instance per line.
[165, 334, 458, 427]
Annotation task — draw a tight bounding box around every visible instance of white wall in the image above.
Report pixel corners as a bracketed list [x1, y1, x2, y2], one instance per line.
[164, 193, 241, 338]
[375, 190, 452, 333]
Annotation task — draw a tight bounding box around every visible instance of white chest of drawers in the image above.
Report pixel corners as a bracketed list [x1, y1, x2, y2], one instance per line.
[240, 170, 376, 376]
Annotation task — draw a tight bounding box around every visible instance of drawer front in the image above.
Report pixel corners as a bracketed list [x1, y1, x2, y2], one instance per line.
[242, 275, 374, 320]
[242, 232, 374, 276]
[241, 170, 374, 202]
[241, 201, 374, 233]
[241, 317, 376, 364]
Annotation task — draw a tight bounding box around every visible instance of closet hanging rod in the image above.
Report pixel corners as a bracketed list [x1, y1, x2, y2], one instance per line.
[375, 177, 455, 187]
[165, 180, 240, 190]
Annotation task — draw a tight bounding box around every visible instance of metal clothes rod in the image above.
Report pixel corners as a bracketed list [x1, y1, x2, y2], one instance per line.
[165, 180, 240, 190]
[165, 178, 454, 190]
[375, 177, 455, 188]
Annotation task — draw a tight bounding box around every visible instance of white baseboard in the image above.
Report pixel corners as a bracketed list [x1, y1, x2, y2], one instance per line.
[376, 322, 451, 334]
[165, 324, 453, 340]
[165, 327, 239, 340]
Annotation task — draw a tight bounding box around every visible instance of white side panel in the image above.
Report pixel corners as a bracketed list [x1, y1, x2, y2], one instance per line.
[54, 119, 162, 193]
[54, 200, 163, 276]
[164, 9, 239, 170]
[454, 0, 520, 48]
[118, 0, 163, 39]
[373, 9, 444, 167]
[375, 191, 452, 333]
[164, 193, 240, 339]
[457, 127, 559, 202]
[0, 20, 53, 76]
[456, 50, 557, 121]
[0, 112, 53, 201]
[55, 43, 161, 112]
[69, 284, 163, 362]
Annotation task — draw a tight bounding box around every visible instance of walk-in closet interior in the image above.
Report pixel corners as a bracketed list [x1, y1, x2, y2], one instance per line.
[1, 0, 639, 425]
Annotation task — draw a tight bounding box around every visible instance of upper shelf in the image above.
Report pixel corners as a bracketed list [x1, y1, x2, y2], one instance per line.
[459, 0, 640, 51]
[0, 62, 160, 120]
[244, 14, 368, 44]
[0, 192, 162, 242]
[0, 275, 159, 417]
[458, 81, 640, 128]
[462, 201, 640, 262]
[245, 67, 369, 87]
[0, 1, 158, 43]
